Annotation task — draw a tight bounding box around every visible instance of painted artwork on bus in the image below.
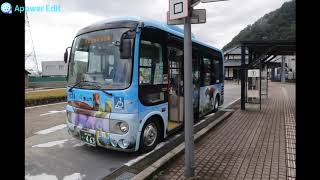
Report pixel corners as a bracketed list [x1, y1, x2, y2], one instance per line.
[199, 85, 217, 116]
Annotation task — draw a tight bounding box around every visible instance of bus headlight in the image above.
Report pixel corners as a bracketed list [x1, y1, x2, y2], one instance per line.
[110, 120, 129, 134]
[119, 122, 129, 133]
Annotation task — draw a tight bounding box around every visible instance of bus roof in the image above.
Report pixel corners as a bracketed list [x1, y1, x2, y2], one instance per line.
[77, 16, 223, 55]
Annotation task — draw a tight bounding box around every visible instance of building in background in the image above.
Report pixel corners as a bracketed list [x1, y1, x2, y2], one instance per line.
[223, 46, 248, 81]
[272, 55, 296, 81]
[41, 61, 68, 77]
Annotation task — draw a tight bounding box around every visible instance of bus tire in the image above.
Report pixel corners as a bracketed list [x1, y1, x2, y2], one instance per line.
[139, 118, 161, 153]
[213, 95, 219, 113]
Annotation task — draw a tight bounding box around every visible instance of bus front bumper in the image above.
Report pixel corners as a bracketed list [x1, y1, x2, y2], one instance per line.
[66, 119, 138, 152]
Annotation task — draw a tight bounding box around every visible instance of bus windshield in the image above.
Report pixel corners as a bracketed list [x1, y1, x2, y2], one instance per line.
[67, 28, 133, 90]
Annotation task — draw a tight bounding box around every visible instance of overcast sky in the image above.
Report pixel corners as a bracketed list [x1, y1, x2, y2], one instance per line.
[25, 0, 290, 71]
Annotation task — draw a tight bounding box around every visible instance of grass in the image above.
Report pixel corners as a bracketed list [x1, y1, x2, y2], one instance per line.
[25, 89, 67, 100]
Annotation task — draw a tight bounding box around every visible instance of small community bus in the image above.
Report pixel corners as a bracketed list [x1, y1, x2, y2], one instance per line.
[64, 16, 224, 152]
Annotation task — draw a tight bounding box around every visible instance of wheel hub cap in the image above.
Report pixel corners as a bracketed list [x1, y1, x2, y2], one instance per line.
[143, 123, 157, 147]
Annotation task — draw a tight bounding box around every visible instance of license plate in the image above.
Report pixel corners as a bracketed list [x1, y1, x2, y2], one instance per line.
[80, 130, 96, 146]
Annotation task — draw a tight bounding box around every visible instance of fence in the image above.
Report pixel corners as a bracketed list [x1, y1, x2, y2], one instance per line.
[27, 76, 67, 88]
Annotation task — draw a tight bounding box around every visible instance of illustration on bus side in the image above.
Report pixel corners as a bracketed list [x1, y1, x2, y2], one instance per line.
[199, 85, 217, 116]
[68, 92, 111, 129]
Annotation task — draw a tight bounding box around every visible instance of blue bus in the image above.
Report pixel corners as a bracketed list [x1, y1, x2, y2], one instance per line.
[64, 17, 224, 152]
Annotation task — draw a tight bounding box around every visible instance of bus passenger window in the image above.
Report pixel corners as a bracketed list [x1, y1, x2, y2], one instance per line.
[139, 40, 163, 85]
[202, 57, 212, 86]
[138, 40, 165, 105]
[213, 59, 220, 83]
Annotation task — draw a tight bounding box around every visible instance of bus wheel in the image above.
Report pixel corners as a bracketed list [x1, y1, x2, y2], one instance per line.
[213, 95, 219, 112]
[139, 119, 160, 153]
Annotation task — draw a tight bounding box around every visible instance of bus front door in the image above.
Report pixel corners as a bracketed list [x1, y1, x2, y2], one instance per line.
[167, 47, 184, 131]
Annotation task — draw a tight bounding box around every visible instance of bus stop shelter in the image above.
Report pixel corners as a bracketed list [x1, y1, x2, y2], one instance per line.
[240, 40, 296, 110]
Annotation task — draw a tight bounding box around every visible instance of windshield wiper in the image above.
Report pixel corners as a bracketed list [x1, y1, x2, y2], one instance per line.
[68, 81, 113, 96]
[101, 90, 113, 96]
[68, 80, 99, 92]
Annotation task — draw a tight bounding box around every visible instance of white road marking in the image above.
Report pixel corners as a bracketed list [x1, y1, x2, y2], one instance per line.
[62, 173, 86, 180]
[25, 102, 67, 109]
[221, 97, 240, 109]
[25, 173, 58, 180]
[40, 110, 66, 116]
[34, 124, 67, 135]
[32, 139, 69, 148]
[73, 142, 86, 147]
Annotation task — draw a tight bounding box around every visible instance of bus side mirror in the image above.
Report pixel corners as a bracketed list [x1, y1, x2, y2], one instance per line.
[120, 39, 132, 59]
[64, 47, 71, 63]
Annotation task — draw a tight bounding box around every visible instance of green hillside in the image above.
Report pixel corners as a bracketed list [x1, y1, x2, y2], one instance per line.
[222, 0, 295, 51]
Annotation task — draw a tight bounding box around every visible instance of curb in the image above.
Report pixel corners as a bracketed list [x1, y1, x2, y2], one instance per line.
[132, 111, 233, 180]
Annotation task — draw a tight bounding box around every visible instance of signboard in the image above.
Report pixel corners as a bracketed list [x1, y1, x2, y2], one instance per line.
[247, 90, 259, 98]
[167, 9, 206, 25]
[169, 0, 188, 20]
[248, 69, 260, 77]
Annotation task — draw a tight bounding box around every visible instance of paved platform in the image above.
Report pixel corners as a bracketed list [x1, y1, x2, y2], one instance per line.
[155, 82, 295, 180]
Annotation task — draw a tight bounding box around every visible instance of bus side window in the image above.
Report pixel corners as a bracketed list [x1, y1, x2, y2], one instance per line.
[139, 40, 165, 105]
[202, 57, 212, 86]
[139, 41, 163, 85]
[213, 59, 220, 83]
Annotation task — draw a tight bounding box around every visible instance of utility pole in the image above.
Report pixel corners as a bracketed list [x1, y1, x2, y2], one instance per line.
[183, 7, 195, 177]
[25, 12, 40, 75]
[168, 0, 229, 177]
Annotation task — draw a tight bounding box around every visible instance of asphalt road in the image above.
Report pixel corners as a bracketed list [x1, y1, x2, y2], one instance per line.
[25, 102, 67, 138]
[25, 83, 240, 180]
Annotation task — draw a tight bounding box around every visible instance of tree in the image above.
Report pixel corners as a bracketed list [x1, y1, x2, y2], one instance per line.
[222, 0, 295, 51]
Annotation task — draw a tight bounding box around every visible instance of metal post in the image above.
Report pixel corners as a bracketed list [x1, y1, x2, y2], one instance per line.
[247, 50, 252, 103]
[246, 51, 248, 102]
[281, 55, 285, 83]
[241, 45, 246, 110]
[259, 59, 261, 110]
[184, 12, 195, 177]
[266, 63, 268, 97]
